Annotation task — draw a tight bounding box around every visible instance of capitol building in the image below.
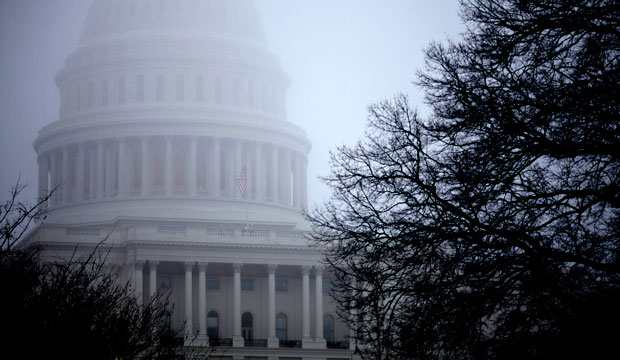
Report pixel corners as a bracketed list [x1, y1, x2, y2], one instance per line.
[25, 0, 356, 359]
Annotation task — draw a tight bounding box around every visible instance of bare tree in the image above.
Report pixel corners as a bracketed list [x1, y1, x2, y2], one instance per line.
[309, 1, 620, 359]
[0, 181, 211, 359]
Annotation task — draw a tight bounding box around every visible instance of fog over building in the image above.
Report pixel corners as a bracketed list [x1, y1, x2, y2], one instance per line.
[25, 0, 355, 358]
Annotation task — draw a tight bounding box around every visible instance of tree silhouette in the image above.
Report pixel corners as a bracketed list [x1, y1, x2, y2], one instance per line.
[309, 1, 620, 359]
[0, 181, 197, 359]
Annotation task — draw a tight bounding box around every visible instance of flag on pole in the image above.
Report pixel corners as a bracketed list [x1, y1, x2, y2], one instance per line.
[236, 166, 247, 198]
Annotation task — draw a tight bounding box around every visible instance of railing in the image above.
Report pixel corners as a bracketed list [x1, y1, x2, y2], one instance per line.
[327, 341, 350, 349]
[244, 339, 267, 347]
[279, 339, 302, 348]
[209, 337, 232, 347]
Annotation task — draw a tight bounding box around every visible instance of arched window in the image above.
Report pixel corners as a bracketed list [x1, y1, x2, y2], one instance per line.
[156, 75, 164, 102]
[324, 314, 335, 342]
[276, 313, 287, 341]
[161, 310, 172, 332]
[241, 312, 253, 340]
[207, 311, 219, 338]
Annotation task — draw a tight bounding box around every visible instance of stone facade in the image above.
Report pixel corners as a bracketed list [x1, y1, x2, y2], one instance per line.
[25, 1, 357, 359]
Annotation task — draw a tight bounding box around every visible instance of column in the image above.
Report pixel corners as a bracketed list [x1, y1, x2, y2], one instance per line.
[50, 151, 58, 206]
[301, 157, 308, 210]
[235, 140, 242, 199]
[104, 144, 113, 198]
[232, 263, 244, 347]
[267, 264, 278, 347]
[197, 262, 208, 345]
[315, 266, 326, 345]
[97, 141, 104, 199]
[149, 261, 158, 298]
[141, 137, 149, 196]
[76, 143, 85, 201]
[62, 146, 70, 203]
[255, 142, 263, 201]
[270, 146, 278, 203]
[284, 150, 291, 206]
[211, 138, 220, 197]
[292, 152, 301, 208]
[88, 148, 96, 200]
[184, 262, 194, 343]
[189, 136, 197, 196]
[37, 154, 49, 209]
[118, 138, 127, 198]
[349, 279, 357, 350]
[302, 265, 311, 341]
[165, 136, 173, 195]
[134, 260, 144, 305]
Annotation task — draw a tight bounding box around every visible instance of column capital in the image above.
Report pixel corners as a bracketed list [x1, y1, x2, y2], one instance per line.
[197, 262, 208, 271]
[301, 265, 312, 275]
[184, 261, 194, 271]
[267, 264, 278, 274]
[232, 263, 243, 272]
[149, 260, 159, 270]
[134, 260, 146, 268]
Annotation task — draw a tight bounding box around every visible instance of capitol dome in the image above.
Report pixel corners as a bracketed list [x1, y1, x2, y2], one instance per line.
[34, 0, 310, 230]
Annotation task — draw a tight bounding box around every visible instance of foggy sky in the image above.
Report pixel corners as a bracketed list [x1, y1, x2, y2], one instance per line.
[0, 0, 463, 207]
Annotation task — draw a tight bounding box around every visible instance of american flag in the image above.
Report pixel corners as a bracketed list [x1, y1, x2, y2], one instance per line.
[236, 166, 247, 198]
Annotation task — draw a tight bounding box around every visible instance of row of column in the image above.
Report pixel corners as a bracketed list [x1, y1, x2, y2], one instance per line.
[131, 261, 326, 348]
[38, 136, 308, 209]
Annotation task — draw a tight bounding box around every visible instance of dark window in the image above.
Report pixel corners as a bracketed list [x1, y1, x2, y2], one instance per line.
[207, 277, 219, 290]
[242, 312, 253, 340]
[158, 276, 171, 290]
[276, 278, 288, 292]
[241, 278, 254, 291]
[207, 311, 219, 338]
[324, 314, 335, 342]
[276, 313, 287, 341]
[323, 279, 332, 294]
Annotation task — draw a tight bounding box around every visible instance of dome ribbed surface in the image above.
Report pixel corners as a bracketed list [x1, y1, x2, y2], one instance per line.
[80, 0, 267, 45]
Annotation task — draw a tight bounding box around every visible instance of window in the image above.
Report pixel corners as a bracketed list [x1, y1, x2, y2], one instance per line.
[276, 313, 287, 341]
[196, 75, 204, 102]
[323, 279, 332, 294]
[136, 75, 145, 102]
[275, 278, 288, 292]
[176, 74, 184, 101]
[207, 277, 219, 290]
[242, 312, 253, 340]
[232, 78, 240, 105]
[158, 275, 171, 290]
[156, 75, 164, 102]
[101, 79, 109, 106]
[248, 81, 255, 108]
[87, 81, 94, 108]
[161, 310, 172, 332]
[324, 314, 335, 342]
[207, 311, 219, 338]
[118, 76, 126, 104]
[241, 278, 254, 291]
[214, 77, 222, 104]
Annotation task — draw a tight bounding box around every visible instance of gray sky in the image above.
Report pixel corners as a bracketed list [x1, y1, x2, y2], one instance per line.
[0, 0, 463, 207]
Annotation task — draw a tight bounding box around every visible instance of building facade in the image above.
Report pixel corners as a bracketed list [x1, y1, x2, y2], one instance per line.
[26, 1, 356, 359]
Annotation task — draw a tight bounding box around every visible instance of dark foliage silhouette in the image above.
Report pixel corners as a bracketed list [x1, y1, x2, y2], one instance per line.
[0, 181, 196, 360]
[309, 1, 620, 359]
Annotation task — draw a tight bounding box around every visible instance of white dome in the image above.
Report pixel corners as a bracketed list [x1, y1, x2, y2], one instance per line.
[33, 0, 311, 231]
